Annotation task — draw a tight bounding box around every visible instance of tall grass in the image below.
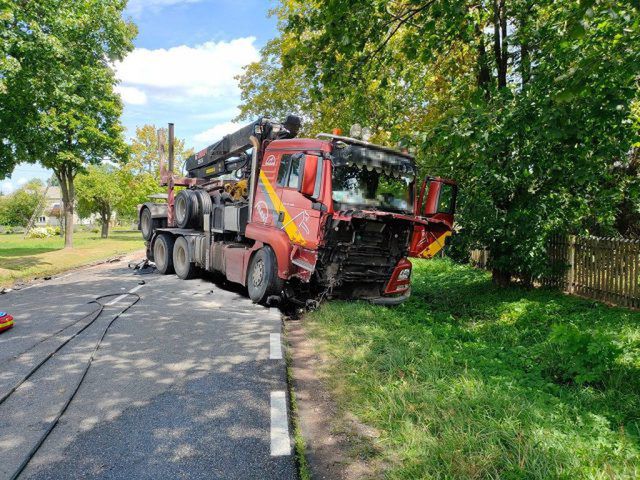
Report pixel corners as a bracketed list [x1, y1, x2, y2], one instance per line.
[307, 259, 640, 479]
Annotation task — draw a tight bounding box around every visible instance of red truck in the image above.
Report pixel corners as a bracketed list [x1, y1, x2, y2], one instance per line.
[139, 116, 457, 305]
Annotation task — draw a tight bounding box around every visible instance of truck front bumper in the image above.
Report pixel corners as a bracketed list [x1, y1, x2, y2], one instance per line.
[368, 289, 411, 306]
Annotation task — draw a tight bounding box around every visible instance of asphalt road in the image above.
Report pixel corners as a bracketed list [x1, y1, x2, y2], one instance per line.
[0, 256, 297, 480]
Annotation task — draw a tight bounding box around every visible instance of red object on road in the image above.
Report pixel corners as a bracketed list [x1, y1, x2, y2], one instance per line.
[0, 312, 14, 333]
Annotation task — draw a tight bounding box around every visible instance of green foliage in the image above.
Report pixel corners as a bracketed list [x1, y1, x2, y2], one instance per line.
[307, 258, 640, 478]
[128, 124, 194, 176]
[0, 0, 136, 246]
[26, 226, 60, 239]
[76, 165, 124, 237]
[239, 0, 640, 281]
[0, 182, 42, 226]
[544, 323, 622, 386]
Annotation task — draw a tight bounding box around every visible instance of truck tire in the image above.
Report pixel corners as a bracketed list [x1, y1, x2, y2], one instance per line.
[195, 190, 212, 217]
[247, 247, 283, 304]
[173, 236, 197, 280]
[140, 207, 155, 240]
[153, 233, 175, 274]
[175, 190, 193, 229]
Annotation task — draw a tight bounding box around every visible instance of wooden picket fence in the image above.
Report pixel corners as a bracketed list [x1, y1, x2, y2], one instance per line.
[470, 248, 490, 269]
[471, 235, 640, 309]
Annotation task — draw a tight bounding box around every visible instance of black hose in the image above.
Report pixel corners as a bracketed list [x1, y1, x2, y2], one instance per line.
[2, 293, 141, 480]
[4, 305, 104, 374]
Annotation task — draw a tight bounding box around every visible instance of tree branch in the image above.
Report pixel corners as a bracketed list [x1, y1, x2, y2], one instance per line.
[364, 0, 438, 66]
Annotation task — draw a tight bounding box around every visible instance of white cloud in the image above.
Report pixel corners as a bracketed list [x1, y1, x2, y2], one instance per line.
[16, 177, 28, 186]
[193, 121, 243, 145]
[1, 180, 14, 194]
[115, 38, 259, 100]
[115, 85, 148, 105]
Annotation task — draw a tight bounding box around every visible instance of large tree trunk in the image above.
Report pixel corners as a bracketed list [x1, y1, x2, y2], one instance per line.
[101, 209, 110, 238]
[492, 268, 512, 286]
[475, 21, 492, 97]
[492, 0, 508, 89]
[55, 165, 75, 249]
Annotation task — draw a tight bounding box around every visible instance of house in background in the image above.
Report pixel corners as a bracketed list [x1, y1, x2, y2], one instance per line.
[34, 186, 96, 227]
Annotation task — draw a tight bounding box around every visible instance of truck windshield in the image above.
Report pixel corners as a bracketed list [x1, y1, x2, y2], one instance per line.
[332, 164, 413, 213]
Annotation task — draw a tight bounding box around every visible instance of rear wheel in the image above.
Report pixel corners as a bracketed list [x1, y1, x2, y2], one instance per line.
[247, 247, 283, 304]
[175, 190, 196, 229]
[140, 207, 161, 240]
[173, 236, 197, 280]
[153, 233, 175, 274]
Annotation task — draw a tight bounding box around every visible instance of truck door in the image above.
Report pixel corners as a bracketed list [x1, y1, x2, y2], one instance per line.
[253, 150, 286, 229]
[409, 177, 458, 258]
[274, 153, 323, 250]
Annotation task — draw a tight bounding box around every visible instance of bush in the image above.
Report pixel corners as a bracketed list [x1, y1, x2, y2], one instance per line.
[543, 323, 622, 386]
[26, 226, 60, 239]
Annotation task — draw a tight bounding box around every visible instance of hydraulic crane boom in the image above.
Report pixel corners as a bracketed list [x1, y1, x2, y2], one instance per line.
[184, 115, 301, 180]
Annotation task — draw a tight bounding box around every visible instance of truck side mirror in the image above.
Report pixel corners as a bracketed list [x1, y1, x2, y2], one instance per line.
[298, 154, 322, 200]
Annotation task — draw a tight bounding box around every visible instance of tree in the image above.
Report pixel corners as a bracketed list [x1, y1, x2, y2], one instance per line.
[76, 165, 124, 238]
[239, 0, 640, 284]
[0, 180, 43, 226]
[0, 1, 136, 248]
[115, 168, 162, 221]
[129, 125, 194, 176]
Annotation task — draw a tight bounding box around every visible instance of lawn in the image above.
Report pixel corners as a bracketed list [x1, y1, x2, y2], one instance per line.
[306, 258, 640, 479]
[0, 229, 145, 286]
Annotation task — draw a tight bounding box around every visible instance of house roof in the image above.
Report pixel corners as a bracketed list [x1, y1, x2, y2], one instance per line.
[46, 186, 61, 200]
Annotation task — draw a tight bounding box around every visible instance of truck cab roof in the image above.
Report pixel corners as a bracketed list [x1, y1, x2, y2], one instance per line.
[267, 135, 417, 177]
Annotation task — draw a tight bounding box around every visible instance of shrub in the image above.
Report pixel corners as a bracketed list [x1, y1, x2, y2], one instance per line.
[26, 226, 60, 239]
[543, 323, 622, 385]
[46, 226, 60, 236]
[27, 227, 50, 239]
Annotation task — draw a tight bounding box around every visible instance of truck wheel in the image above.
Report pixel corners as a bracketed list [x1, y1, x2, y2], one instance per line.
[173, 236, 197, 280]
[175, 190, 192, 229]
[140, 207, 155, 240]
[153, 233, 175, 274]
[247, 247, 283, 304]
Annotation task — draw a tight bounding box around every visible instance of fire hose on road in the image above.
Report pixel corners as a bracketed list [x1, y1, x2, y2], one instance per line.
[0, 292, 142, 480]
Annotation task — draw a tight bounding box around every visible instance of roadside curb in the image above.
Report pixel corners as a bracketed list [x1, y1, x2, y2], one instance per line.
[284, 318, 382, 480]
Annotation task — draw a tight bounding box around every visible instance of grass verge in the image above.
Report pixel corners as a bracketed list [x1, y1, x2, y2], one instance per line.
[285, 342, 312, 480]
[0, 229, 144, 286]
[305, 258, 640, 479]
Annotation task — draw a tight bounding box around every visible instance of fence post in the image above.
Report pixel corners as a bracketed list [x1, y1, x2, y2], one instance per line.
[567, 235, 576, 294]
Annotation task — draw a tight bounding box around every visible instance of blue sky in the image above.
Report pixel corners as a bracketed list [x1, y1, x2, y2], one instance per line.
[1, 0, 278, 194]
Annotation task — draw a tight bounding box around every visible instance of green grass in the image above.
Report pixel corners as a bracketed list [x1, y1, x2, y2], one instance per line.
[285, 346, 312, 480]
[0, 229, 144, 286]
[306, 258, 640, 479]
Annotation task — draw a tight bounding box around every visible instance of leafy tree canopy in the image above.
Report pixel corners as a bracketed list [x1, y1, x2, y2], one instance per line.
[238, 0, 640, 283]
[0, 179, 44, 227]
[0, 0, 136, 247]
[128, 124, 194, 176]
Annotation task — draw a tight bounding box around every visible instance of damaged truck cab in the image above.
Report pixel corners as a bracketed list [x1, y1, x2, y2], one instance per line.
[139, 116, 457, 306]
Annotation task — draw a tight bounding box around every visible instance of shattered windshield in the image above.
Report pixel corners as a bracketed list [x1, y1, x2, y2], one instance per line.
[332, 164, 413, 213]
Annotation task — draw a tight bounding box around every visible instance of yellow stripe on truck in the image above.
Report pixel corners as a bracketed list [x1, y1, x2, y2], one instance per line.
[419, 230, 452, 258]
[259, 170, 307, 246]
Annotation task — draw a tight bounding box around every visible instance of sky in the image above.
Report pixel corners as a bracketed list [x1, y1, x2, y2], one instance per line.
[1, 0, 278, 194]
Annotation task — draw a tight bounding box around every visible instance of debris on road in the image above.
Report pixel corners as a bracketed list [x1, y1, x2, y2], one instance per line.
[128, 258, 156, 275]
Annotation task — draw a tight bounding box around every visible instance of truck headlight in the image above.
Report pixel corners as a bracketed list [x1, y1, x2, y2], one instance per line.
[398, 268, 411, 281]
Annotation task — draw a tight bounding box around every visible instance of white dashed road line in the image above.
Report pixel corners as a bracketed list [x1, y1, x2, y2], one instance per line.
[270, 391, 291, 456]
[106, 283, 144, 306]
[270, 333, 283, 360]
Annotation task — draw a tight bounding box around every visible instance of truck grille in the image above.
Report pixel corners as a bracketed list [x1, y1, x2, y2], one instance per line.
[317, 216, 411, 288]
